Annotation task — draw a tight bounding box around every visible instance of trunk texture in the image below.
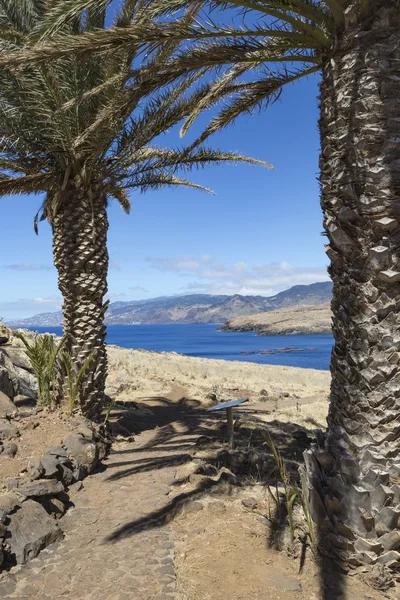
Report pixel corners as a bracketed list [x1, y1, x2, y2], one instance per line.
[52, 185, 109, 420]
[304, 1, 400, 572]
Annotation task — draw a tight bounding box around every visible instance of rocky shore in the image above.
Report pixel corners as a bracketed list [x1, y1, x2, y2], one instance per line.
[219, 303, 332, 336]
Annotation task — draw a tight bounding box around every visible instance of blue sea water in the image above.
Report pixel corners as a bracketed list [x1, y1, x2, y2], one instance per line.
[26, 324, 333, 371]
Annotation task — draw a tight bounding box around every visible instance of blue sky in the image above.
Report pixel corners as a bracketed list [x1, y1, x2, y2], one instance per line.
[1, 71, 329, 320]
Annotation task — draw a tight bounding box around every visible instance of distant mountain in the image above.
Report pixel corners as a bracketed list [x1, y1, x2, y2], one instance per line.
[7, 281, 332, 327]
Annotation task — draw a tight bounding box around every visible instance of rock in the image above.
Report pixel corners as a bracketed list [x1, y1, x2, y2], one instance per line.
[27, 460, 45, 481]
[12, 365, 38, 399]
[13, 395, 35, 408]
[15, 479, 64, 498]
[2, 347, 33, 372]
[22, 419, 39, 431]
[241, 497, 259, 510]
[0, 391, 17, 418]
[0, 522, 7, 537]
[63, 433, 98, 474]
[6, 499, 63, 564]
[205, 392, 217, 402]
[49, 447, 68, 458]
[217, 467, 237, 485]
[0, 493, 21, 515]
[259, 389, 269, 397]
[184, 501, 204, 514]
[40, 492, 69, 519]
[0, 442, 18, 457]
[57, 463, 74, 487]
[69, 481, 83, 493]
[0, 362, 14, 399]
[195, 435, 212, 447]
[0, 337, 8, 346]
[0, 419, 19, 440]
[73, 466, 86, 481]
[41, 454, 61, 479]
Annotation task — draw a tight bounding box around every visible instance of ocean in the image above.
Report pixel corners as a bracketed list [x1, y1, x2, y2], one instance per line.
[26, 324, 333, 371]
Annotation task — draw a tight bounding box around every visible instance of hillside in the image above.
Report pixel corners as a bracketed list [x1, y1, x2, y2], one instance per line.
[219, 302, 332, 335]
[7, 281, 332, 327]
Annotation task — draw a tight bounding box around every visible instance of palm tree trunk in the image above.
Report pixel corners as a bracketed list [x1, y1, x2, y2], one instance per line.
[51, 184, 109, 420]
[304, 2, 400, 571]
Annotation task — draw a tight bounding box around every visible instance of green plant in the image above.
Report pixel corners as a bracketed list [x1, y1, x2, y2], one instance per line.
[61, 351, 95, 413]
[265, 433, 314, 545]
[17, 332, 64, 406]
[103, 396, 116, 424]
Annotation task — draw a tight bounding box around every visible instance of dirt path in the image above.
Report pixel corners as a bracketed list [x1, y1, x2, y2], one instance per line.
[0, 393, 392, 600]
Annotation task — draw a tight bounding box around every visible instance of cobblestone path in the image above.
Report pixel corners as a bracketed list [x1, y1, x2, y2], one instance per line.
[0, 399, 206, 600]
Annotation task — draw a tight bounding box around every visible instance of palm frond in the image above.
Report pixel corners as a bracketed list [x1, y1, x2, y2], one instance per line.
[109, 185, 131, 214]
[124, 172, 215, 195]
[185, 65, 320, 146]
[0, 172, 52, 195]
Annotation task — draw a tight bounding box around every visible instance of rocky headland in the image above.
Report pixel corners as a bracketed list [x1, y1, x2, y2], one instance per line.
[219, 303, 332, 336]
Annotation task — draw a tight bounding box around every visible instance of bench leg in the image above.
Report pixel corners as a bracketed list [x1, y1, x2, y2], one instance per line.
[227, 407, 234, 449]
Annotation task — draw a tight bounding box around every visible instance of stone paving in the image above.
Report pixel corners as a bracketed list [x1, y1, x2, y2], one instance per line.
[0, 405, 201, 600]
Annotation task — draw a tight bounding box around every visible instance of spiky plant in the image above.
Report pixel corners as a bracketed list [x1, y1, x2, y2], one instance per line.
[3, 0, 400, 570]
[17, 332, 65, 406]
[0, 0, 269, 420]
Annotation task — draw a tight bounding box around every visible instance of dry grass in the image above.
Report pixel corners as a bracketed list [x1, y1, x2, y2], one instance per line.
[106, 346, 331, 428]
[223, 303, 332, 335]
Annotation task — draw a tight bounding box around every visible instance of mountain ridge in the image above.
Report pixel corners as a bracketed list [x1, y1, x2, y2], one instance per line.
[7, 281, 332, 327]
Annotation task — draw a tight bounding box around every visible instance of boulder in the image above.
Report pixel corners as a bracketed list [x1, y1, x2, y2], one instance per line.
[15, 479, 64, 498]
[40, 492, 69, 519]
[57, 463, 74, 487]
[0, 492, 21, 515]
[0, 391, 17, 418]
[0, 349, 37, 399]
[0, 366, 14, 399]
[0, 419, 19, 441]
[12, 365, 38, 399]
[63, 433, 98, 474]
[1, 347, 33, 373]
[0, 337, 8, 346]
[41, 454, 61, 479]
[26, 460, 45, 481]
[0, 442, 18, 457]
[6, 499, 63, 564]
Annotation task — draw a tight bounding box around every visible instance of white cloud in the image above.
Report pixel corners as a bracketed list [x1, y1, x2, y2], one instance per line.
[129, 285, 149, 293]
[3, 263, 53, 272]
[106, 292, 126, 299]
[1, 296, 62, 320]
[146, 254, 329, 296]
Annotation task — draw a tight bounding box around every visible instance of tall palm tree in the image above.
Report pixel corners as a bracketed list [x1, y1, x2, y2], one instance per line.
[0, 0, 268, 420]
[10, 0, 400, 571]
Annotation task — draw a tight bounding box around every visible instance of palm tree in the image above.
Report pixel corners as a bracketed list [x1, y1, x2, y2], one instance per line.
[10, 0, 400, 571]
[0, 0, 268, 420]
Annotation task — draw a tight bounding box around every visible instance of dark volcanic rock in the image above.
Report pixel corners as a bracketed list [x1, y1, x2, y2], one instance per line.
[7, 499, 63, 564]
[0, 419, 19, 441]
[15, 479, 64, 498]
[0, 391, 17, 418]
[64, 433, 98, 474]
